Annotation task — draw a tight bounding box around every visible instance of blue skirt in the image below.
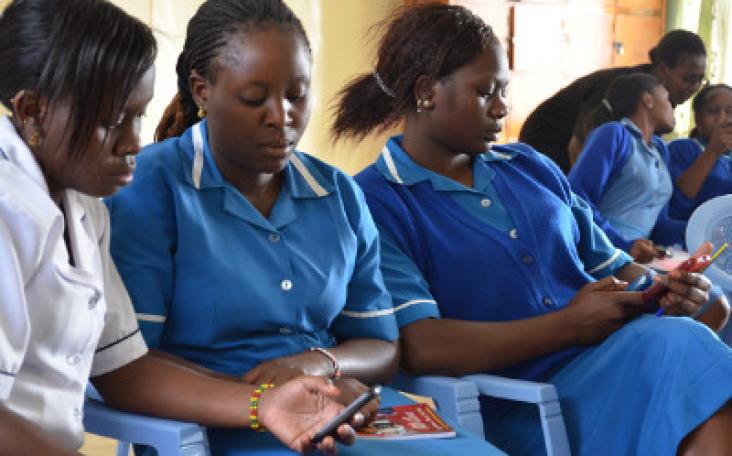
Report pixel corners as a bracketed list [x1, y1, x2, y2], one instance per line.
[485, 315, 732, 455]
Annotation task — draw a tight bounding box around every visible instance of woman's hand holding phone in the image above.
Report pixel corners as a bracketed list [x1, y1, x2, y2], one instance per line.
[644, 242, 716, 316]
[257, 376, 359, 455]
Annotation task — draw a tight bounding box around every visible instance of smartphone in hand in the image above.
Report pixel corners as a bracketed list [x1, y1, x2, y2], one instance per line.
[311, 385, 381, 444]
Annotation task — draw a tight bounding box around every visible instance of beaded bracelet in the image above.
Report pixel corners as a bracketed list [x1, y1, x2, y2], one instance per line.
[310, 347, 341, 379]
[249, 383, 275, 432]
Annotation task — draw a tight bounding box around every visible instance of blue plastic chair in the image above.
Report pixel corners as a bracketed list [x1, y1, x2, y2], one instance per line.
[85, 374, 568, 456]
[84, 376, 485, 455]
[392, 372, 570, 456]
[83, 385, 210, 456]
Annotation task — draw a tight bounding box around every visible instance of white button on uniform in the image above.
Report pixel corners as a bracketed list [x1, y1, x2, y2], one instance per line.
[66, 354, 81, 365]
[281, 279, 293, 291]
[542, 297, 553, 307]
[279, 327, 293, 335]
[509, 229, 518, 239]
[480, 198, 492, 208]
[269, 233, 281, 243]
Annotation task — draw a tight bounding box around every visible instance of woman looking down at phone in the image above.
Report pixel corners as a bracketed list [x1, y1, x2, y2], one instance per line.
[668, 84, 732, 220]
[0, 1, 362, 455]
[334, 4, 732, 455]
[106, 0, 398, 453]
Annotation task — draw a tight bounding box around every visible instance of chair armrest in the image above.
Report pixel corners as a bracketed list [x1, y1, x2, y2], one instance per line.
[462, 374, 558, 404]
[83, 399, 210, 456]
[463, 374, 570, 456]
[390, 372, 484, 438]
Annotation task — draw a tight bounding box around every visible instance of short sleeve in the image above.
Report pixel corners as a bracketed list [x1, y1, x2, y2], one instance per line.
[331, 179, 399, 341]
[90, 203, 147, 377]
[570, 192, 633, 279]
[376, 227, 440, 328]
[105, 157, 177, 349]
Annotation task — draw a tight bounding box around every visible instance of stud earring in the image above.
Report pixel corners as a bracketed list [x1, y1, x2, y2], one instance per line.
[197, 106, 206, 119]
[27, 129, 41, 147]
[416, 99, 434, 113]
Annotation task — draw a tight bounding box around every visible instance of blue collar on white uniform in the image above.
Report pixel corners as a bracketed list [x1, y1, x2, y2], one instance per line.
[376, 135, 516, 191]
[186, 120, 332, 198]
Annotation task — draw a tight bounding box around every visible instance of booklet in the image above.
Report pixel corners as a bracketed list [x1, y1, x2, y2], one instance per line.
[357, 402, 456, 440]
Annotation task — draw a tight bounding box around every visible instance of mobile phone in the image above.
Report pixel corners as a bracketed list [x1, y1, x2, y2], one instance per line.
[643, 255, 714, 304]
[311, 385, 381, 444]
[654, 245, 671, 257]
[644, 243, 728, 312]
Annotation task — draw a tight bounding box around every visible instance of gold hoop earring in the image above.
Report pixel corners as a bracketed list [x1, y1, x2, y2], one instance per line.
[27, 129, 41, 147]
[197, 106, 207, 119]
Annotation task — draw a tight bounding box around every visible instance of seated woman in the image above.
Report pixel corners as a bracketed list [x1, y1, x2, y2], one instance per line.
[669, 84, 732, 220]
[333, 4, 732, 455]
[106, 0, 398, 453]
[0, 1, 362, 455]
[567, 73, 684, 263]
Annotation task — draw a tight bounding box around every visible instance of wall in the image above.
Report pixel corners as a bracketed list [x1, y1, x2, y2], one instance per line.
[110, 0, 401, 174]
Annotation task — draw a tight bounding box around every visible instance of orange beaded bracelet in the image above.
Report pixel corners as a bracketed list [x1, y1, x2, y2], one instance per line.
[249, 383, 275, 432]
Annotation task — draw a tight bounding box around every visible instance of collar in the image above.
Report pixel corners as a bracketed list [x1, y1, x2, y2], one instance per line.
[376, 135, 516, 191]
[621, 118, 660, 152]
[0, 115, 49, 194]
[185, 120, 332, 198]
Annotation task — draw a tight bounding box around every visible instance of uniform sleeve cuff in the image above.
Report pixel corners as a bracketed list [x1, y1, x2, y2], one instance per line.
[393, 299, 440, 328]
[90, 329, 148, 377]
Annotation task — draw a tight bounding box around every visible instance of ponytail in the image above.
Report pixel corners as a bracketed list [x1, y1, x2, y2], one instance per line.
[332, 72, 401, 142]
[332, 3, 494, 142]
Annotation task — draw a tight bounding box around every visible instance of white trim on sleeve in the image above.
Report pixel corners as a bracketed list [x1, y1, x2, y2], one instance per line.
[587, 248, 623, 274]
[136, 313, 167, 323]
[341, 299, 437, 318]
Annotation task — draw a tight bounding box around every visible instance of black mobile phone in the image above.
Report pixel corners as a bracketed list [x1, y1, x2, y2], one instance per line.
[311, 385, 381, 444]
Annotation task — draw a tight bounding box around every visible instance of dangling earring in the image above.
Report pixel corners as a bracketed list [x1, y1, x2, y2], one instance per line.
[27, 129, 41, 147]
[416, 99, 434, 113]
[197, 105, 207, 119]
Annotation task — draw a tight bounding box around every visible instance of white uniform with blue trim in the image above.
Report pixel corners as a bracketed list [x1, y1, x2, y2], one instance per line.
[0, 116, 147, 449]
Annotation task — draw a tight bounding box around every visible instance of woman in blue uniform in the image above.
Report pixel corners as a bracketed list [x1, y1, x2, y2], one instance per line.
[668, 84, 732, 220]
[332, 4, 732, 455]
[567, 73, 684, 263]
[106, 1, 399, 453]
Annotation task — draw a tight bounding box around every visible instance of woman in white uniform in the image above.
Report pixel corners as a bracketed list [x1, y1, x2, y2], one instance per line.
[0, 1, 362, 454]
